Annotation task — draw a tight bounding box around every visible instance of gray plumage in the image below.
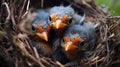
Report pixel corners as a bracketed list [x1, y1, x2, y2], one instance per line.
[49, 5, 75, 18]
[33, 10, 50, 29]
[49, 5, 85, 25]
[65, 25, 88, 40]
[64, 22, 96, 50]
[73, 13, 85, 25]
[83, 22, 96, 50]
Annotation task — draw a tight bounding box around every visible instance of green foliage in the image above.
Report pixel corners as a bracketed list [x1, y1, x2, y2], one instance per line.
[94, 0, 120, 16]
[94, 0, 111, 6]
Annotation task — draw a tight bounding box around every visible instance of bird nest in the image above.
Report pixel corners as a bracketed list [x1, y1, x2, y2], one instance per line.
[0, 0, 120, 67]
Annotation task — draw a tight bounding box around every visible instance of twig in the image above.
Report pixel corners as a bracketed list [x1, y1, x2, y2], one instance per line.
[91, 57, 105, 65]
[13, 36, 42, 66]
[41, 0, 44, 8]
[111, 60, 120, 65]
[15, 57, 18, 67]
[92, 56, 99, 62]
[18, 0, 27, 22]
[41, 58, 55, 67]
[2, 2, 11, 24]
[108, 19, 120, 32]
[107, 16, 120, 19]
[22, 0, 30, 18]
[56, 61, 64, 67]
[11, 7, 16, 29]
[26, 0, 30, 11]
[33, 47, 40, 59]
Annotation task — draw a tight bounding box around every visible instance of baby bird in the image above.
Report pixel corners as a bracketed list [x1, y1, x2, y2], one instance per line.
[32, 10, 51, 41]
[48, 5, 85, 37]
[31, 10, 53, 57]
[61, 22, 96, 60]
[48, 5, 75, 36]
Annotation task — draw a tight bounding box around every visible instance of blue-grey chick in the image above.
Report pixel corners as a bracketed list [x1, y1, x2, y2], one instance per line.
[31, 10, 54, 57]
[32, 10, 51, 41]
[61, 22, 96, 60]
[48, 5, 85, 36]
[48, 5, 75, 36]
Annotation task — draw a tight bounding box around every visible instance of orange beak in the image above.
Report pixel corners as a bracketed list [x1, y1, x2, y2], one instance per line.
[52, 20, 67, 29]
[64, 42, 78, 51]
[36, 31, 48, 41]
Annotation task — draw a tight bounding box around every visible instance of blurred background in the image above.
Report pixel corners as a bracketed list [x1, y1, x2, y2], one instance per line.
[94, 0, 120, 16]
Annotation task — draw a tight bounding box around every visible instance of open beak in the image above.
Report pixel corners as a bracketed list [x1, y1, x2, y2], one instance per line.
[52, 20, 66, 29]
[64, 42, 78, 51]
[36, 31, 48, 41]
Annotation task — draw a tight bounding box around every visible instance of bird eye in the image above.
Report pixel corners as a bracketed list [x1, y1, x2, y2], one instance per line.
[79, 41, 84, 47]
[62, 39, 65, 43]
[48, 16, 52, 21]
[32, 26, 36, 32]
[80, 41, 84, 46]
[68, 18, 73, 24]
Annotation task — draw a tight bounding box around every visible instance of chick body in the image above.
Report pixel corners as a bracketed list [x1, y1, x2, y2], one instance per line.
[61, 22, 96, 60]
